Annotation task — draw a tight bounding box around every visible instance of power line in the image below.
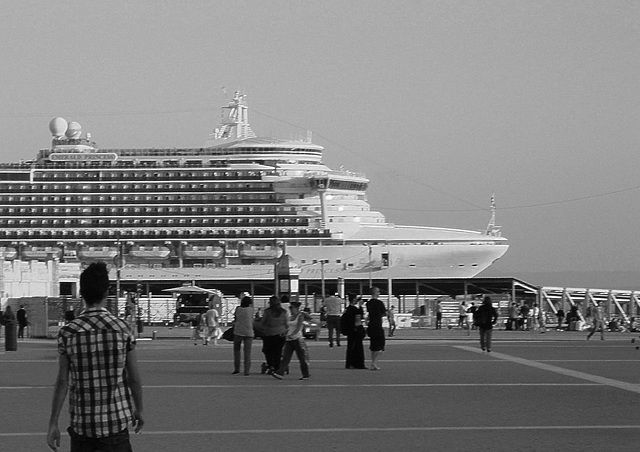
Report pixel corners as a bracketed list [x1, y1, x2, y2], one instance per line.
[378, 184, 640, 213]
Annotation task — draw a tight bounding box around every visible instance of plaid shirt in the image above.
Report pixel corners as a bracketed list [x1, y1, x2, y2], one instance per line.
[57, 307, 136, 437]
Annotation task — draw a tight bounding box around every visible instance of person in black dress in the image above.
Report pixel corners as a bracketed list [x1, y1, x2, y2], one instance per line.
[366, 286, 387, 371]
[17, 304, 28, 339]
[344, 293, 366, 369]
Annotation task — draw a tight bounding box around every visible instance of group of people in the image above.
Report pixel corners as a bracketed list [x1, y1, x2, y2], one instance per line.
[506, 302, 546, 332]
[225, 294, 310, 380]
[1, 304, 29, 337]
[226, 285, 393, 380]
[191, 301, 222, 346]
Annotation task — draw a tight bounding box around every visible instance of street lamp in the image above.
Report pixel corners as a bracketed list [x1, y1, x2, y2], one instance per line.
[114, 238, 123, 316]
[363, 243, 372, 289]
[319, 259, 329, 300]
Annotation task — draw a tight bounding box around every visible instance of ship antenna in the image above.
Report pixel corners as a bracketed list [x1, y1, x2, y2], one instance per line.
[485, 194, 501, 236]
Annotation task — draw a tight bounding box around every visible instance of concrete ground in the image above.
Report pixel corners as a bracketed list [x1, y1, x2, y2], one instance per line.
[2, 327, 640, 451]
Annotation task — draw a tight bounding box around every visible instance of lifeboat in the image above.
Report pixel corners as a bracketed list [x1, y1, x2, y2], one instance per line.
[129, 245, 171, 260]
[239, 244, 283, 259]
[22, 246, 63, 261]
[78, 246, 119, 261]
[0, 247, 17, 260]
[182, 245, 224, 259]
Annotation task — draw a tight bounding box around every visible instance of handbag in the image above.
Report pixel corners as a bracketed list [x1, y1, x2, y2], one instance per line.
[221, 326, 234, 342]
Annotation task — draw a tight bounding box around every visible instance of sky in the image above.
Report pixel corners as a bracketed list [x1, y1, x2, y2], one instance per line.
[0, 1, 639, 288]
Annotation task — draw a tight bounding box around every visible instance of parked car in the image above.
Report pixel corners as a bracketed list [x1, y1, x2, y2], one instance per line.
[302, 315, 321, 340]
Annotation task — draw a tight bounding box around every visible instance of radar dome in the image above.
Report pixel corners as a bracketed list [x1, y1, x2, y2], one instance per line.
[49, 117, 68, 137]
[65, 121, 82, 138]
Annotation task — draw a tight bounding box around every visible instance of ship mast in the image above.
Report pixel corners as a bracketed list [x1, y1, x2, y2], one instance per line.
[485, 194, 501, 236]
[210, 91, 256, 140]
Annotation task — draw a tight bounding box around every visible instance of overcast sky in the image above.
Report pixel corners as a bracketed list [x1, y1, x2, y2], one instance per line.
[1, 1, 639, 286]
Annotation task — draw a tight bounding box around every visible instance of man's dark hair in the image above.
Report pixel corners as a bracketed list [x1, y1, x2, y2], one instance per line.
[80, 262, 110, 305]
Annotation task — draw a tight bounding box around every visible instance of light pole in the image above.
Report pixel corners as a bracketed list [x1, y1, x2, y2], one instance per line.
[114, 239, 122, 316]
[320, 259, 329, 300]
[364, 243, 372, 289]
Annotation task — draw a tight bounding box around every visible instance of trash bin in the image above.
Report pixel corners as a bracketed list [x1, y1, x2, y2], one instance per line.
[5, 321, 17, 351]
[137, 319, 144, 334]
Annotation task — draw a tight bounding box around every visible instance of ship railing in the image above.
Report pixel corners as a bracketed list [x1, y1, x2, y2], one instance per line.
[0, 226, 332, 241]
[303, 170, 367, 179]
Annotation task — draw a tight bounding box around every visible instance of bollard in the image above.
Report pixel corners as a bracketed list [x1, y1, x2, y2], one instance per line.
[5, 321, 17, 351]
[152, 330, 157, 340]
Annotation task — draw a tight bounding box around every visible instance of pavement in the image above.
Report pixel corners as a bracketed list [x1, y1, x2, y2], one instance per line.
[2, 328, 640, 451]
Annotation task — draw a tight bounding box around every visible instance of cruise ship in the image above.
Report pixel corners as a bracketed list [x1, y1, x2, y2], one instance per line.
[0, 92, 508, 293]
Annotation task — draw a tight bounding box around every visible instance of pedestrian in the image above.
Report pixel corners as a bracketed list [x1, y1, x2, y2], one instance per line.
[457, 301, 466, 328]
[435, 300, 442, 329]
[507, 302, 518, 331]
[467, 302, 477, 330]
[259, 295, 288, 375]
[458, 301, 470, 335]
[587, 302, 605, 341]
[568, 305, 579, 330]
[3, 305, 16, 345]
[556, 307, 565, 331]
[473, 296, 498, 352]
[533, 303, 546, 333]
[343, 293, 366, 369]
[323, 293, 343, 347]
[204, 298, 220, 346]
[272, 301, 311, 380]
[192, 312, 206, 345]
[366, 286, 387, 371]
[520, 302, 531, 331]
[3, 305, 15, 321]
[47, 262, 143, 452]
[17, 304, 28, 339]
[233, 296, 255, 375]
[388, 305, 397, 337]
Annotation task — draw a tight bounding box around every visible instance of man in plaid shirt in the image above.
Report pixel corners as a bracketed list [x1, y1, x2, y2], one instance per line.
[47, 262, 144, 451]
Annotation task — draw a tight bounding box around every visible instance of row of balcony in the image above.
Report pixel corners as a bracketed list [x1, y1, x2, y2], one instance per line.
[0, 194, 279, 205]
[0, 184, 275, 194]
[0, 206, 294, 216]
[0, 217, 312, 228]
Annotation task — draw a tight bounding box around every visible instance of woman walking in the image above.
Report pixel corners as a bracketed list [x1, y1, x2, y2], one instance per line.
[344, 293, 366, 369]
[473, 296, 498, 352]
[233, 296, 255, 375]
[259, 295, 288, 375]
[272, 301, 310, 380]
[366, 286, 387, 371]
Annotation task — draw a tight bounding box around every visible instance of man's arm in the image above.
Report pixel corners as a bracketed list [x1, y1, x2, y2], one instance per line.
[47, 354, 69, 451]
[125, 349, 145, 433]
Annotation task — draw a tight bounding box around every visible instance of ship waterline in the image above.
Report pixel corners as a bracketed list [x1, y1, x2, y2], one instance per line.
[0, 91, 507, 297]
